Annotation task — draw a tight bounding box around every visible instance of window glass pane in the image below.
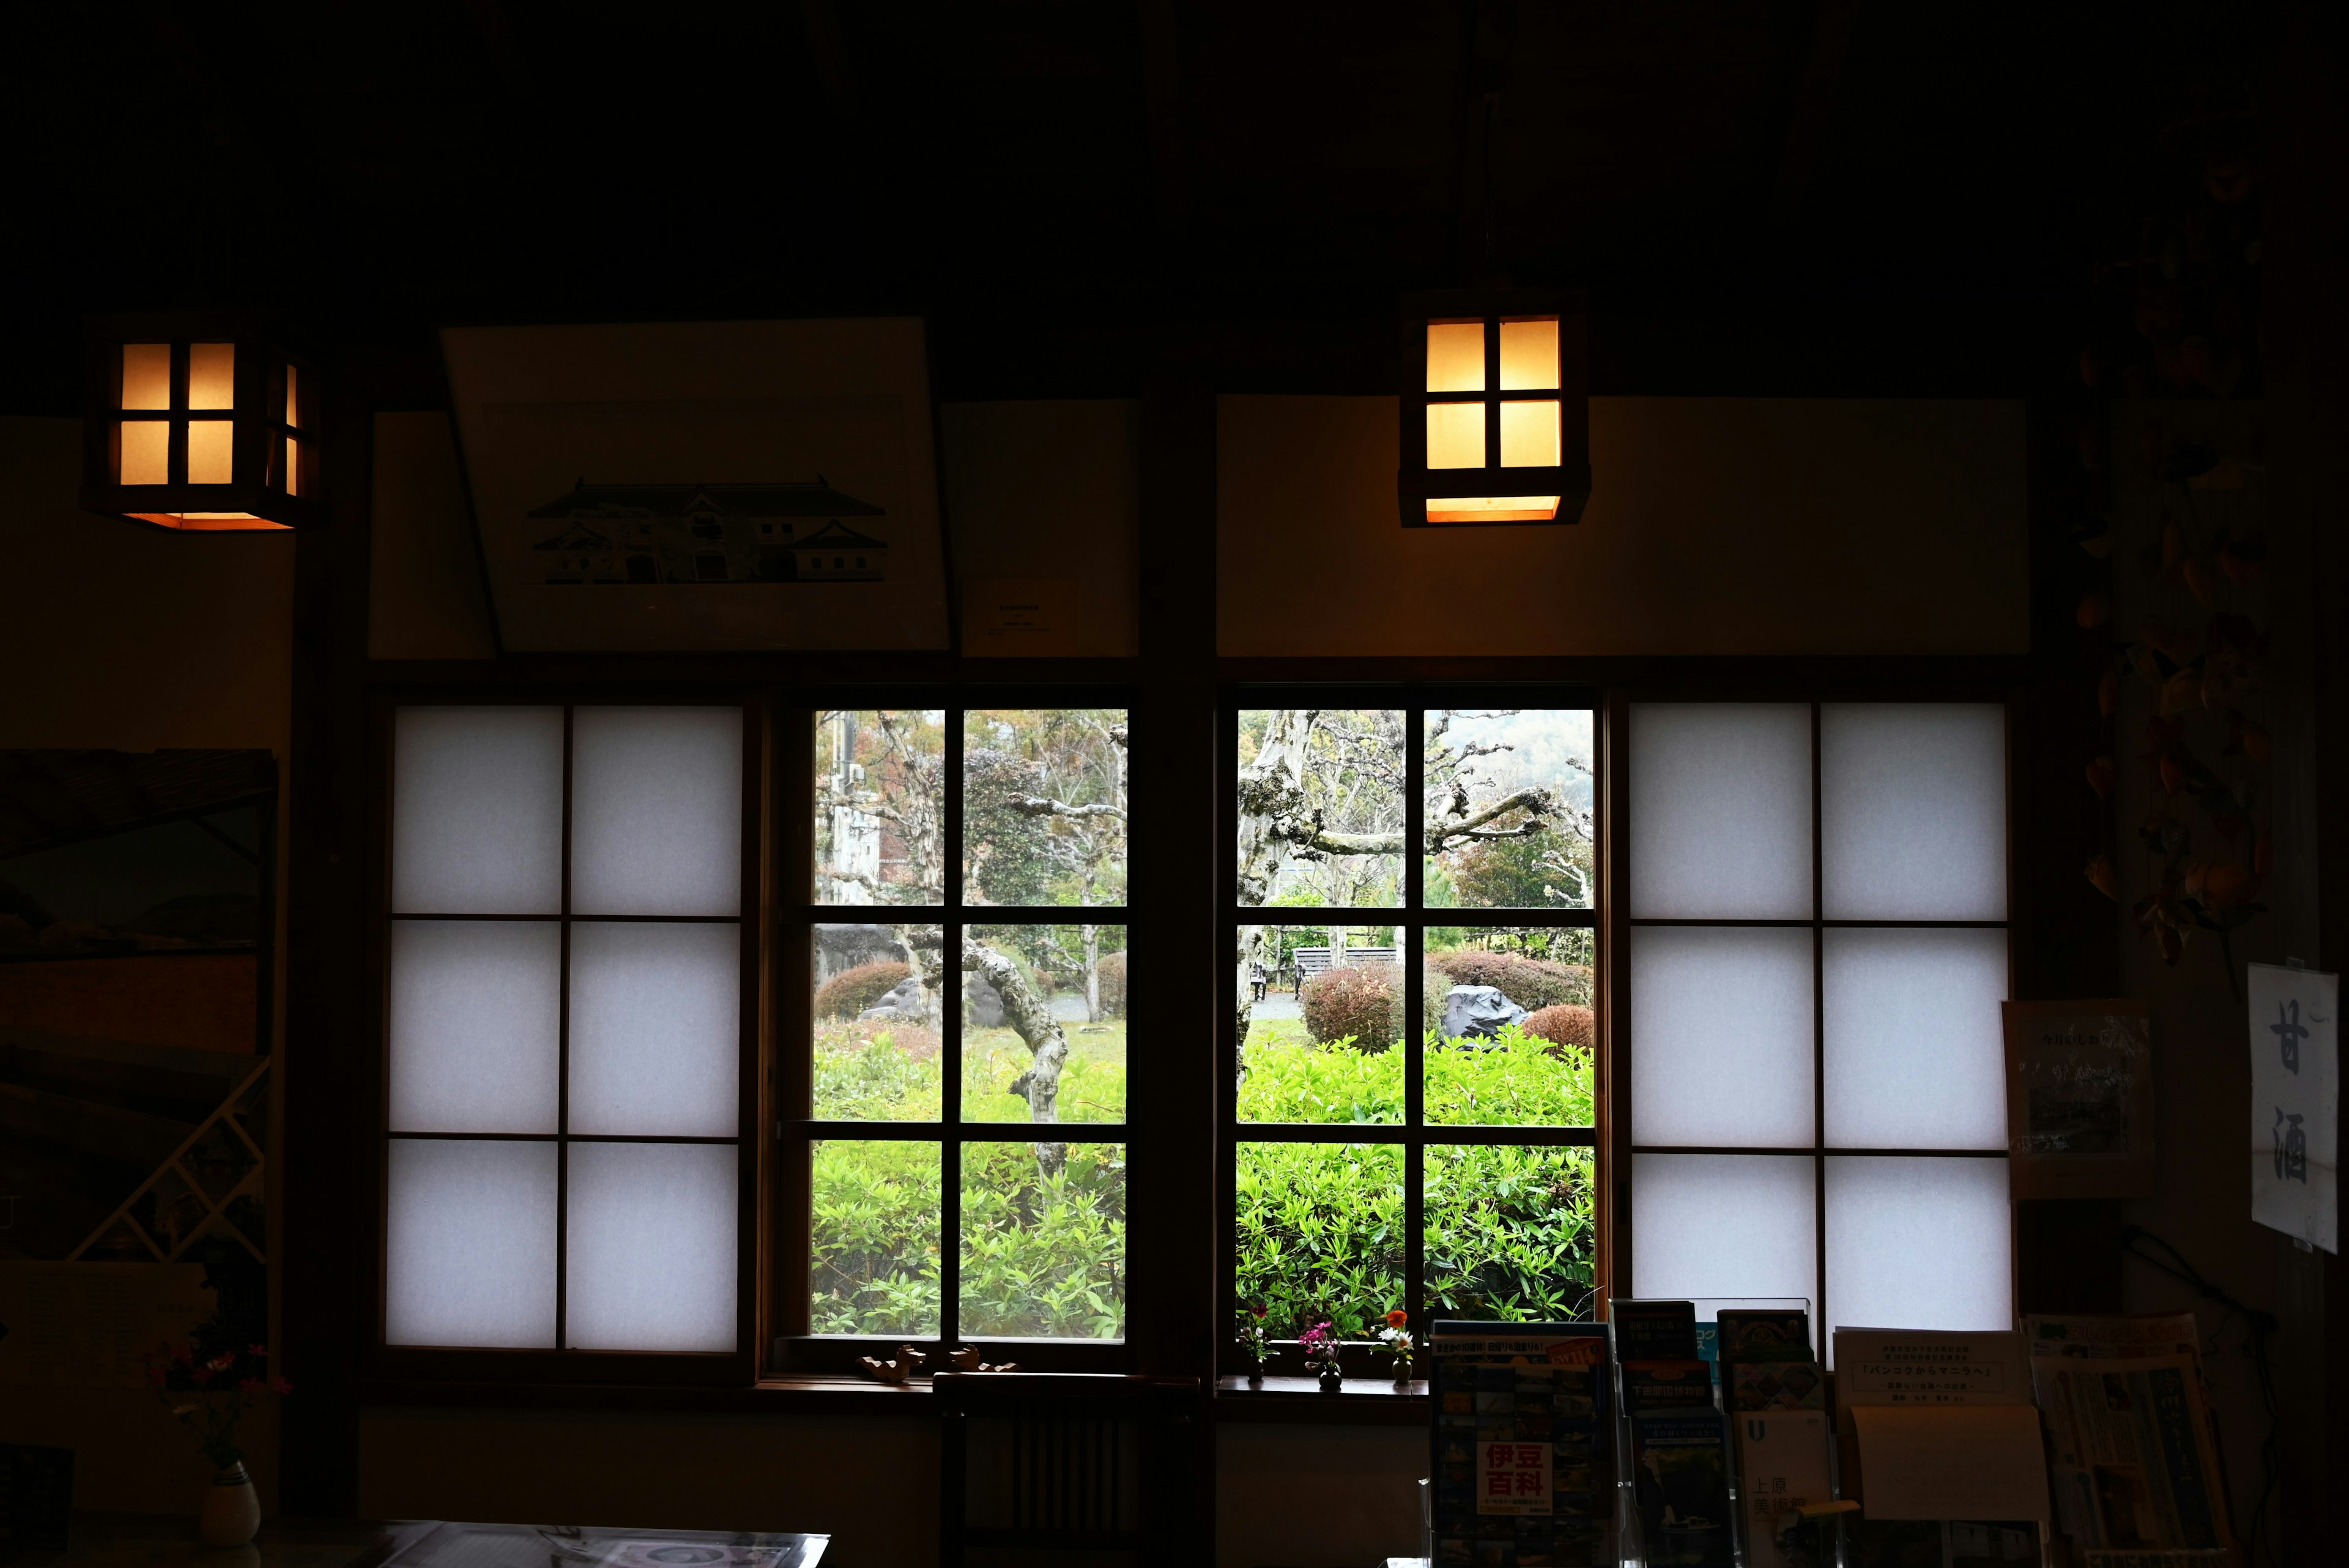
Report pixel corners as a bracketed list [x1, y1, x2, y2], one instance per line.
[1823, 927, 2006, 1150]
[815, 710, 944, 905]
[1425, 403, 1484, 469]
[1497, 318, 1559, 390]
[121, 344, 171, 410]
[388, 920, 559, 1134]
[959, 1140, 1126, 1340]
[392, 707, 564, 915]
[1425, 1145, 1595, 1320]
[1425, 322, 1485, 392]
[186, 420, 234, 484]
[1234, 1141, 1403, 1341]
[187, 343, 235, 409]
[1237, 708, 1405, 908]
[1497, 400, 1560, 467]
[1824, 1156, 2011, 1358]
[571, 707, 742, 917]
[1630, 1153, 1816, 1304]
[962, 708, 1128, 907]
[1630, 926, 1814, 1147]
[1425, 930, 1595, 1128]
[1239, 924, 1403, 1124]
[812, 923, 942, 1121]
[965, 924, 1126, 1124]
[119, 420, 169, 485]
[811, 1138, 941, 1336]
[385, 1139, 556, 1348]
[284, 363, 299, 428]
[565, 1141, 738, 1352]
[568, 921, 739, 1137]
[1627, 704, 1813, 920]
[1426, 708, 1594, 910]
[1820, 704, 2006, 921]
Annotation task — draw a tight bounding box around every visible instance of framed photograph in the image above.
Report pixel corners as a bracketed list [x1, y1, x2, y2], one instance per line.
[439, 318, 951, 652]
[2000, 1000, 2155, 1199]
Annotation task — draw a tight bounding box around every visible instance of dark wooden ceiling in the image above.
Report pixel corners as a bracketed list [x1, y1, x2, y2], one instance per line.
[6, 0, 2171, 407]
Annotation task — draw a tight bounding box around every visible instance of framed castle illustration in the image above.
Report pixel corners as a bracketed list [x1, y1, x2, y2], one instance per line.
[439, 318, 951, 650]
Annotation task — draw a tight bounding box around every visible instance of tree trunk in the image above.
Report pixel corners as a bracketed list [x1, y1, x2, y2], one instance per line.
[962, 933, 1069, 1177]
[891, 924, 946, 1025]
[1082, 921, 1102, 1023]
[1233, 708, 1317, 1054]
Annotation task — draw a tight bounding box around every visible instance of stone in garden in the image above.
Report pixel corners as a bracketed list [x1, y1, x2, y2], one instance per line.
[1442, 984, 1526, 1042]
[861, 977, 925, 1020]
[965, 975, 1006, 1028]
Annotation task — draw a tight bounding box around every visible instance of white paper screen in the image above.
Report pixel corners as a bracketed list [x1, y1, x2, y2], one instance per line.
[1820, 704, 2006, 920]
[566, 1141, 738, 1351]
[567, 921, 740, 1136]
[385, 1139, 557, 1348]
[571, 707, 743, 916]
[1630, 926, 1816, 1146]
[387, 920, 560, 1134]
[1825, 1155, 2011, 1355]
[392, 707, 563, 914]
[1631, 1153, 1817, 1304]
[1628, 704, 1813, 919]
[1824, 927, 2008, 1149]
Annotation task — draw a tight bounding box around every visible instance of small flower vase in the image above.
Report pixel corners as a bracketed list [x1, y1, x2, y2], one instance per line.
[1392, 1363, 1412, 1388]
[1316, 1366, 1343, 1393]
[201, 1462, 261, 1548]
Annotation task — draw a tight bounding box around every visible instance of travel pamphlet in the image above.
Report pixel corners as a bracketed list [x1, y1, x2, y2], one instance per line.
[1428, 1321, 1612, 1568]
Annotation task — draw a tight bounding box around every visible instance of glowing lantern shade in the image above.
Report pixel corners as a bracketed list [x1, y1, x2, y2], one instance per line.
[1399, 292, 1589, 526]
[81, 314, 321, 532]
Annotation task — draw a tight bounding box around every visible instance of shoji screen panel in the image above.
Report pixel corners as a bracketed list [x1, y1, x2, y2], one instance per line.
[384, 705, 748, 1355]
[1625, 701, 2011, 1361]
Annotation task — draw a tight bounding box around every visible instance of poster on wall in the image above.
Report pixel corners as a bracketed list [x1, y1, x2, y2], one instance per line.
[439, 318, 951, 652]
[2248, 962, 2337, 1253]
[2000, 1000, 2156, 1198]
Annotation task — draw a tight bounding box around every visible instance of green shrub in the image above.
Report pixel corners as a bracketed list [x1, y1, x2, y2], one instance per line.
[960, 1140, 1126, 1338]
[812, 1020, 943, 1120]
[1096, 950, 1127, 1017]
[1424, 1143, 1596, 1320]
[1233, 1141, 1405, 1340]
[815, 960, 911, 1019]
[1302, 964, 1403, 1049]
[1238, 1031, 1405, 1123]
[1523, 1003, 1596, 1051]
[811, 1136, 941, 1334]
[1423, 1026, 1594, 1125]
[1427, 950, 1591, 1011]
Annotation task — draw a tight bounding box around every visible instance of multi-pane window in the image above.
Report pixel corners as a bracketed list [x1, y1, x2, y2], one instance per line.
[793, 707, 1130, 1354]
[1226, 700, 1600, 1361]
[1621, 703, 2012, 1359]
[382, 705, 749, 1354]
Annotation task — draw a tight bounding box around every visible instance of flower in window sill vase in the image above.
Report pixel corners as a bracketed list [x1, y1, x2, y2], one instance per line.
[1236, 1302, 1271, 1383]
[1376, 1309, 1414, 1385]
[1298, 1319, 1342, 1391]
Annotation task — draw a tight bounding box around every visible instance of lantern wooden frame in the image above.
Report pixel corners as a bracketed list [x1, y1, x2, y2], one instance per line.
[81, 312, 322, 532]
[1398, 289, 1589, 527]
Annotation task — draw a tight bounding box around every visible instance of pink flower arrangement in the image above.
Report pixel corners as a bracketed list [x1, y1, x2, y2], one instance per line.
[149, 1342, 291, 1468]
[1297, 1318, 1341, 1379]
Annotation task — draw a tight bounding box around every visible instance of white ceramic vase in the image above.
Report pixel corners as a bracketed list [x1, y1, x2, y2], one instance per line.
[201, 1462, 261, 1548]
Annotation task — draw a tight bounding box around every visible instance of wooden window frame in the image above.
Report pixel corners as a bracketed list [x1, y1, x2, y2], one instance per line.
[357, 683, 1145, 1394]
[360, 688, 768, 1388]
[1217, 684, 1605, 1381]
[1601, 688, 2018, 1339]
[774, 694, 1138, 1377]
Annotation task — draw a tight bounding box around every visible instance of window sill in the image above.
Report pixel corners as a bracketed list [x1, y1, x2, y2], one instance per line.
[357, 1373, 937, 1416]
[1214, 1375, 1428, 1424]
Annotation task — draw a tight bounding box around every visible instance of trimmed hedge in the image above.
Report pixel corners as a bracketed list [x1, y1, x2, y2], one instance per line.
[1301, 963, 1404, 1049]
[1523, 1003, 1596, 1051]
[1096, 949, 1128, 1018]
[815, 959, 911, 1019]
[1427, 950, 1592, 1011]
